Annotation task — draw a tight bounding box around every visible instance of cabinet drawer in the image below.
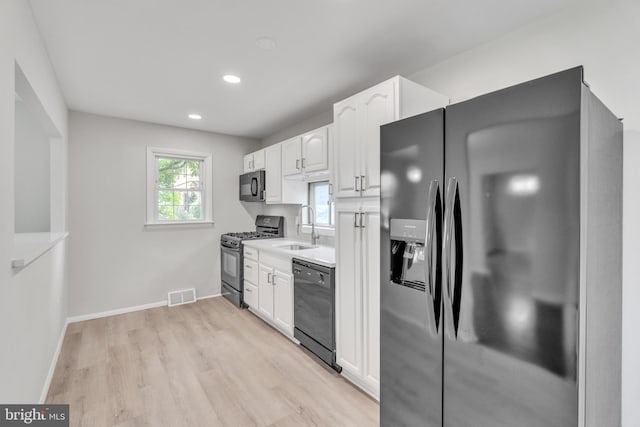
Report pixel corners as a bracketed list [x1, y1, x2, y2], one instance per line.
[244, 246, 258, 261]
[244, 282, 258, 308]
[244, 259, 259, 284]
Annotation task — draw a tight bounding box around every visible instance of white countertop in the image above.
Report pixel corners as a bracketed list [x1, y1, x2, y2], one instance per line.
[243, 238, 336, 268]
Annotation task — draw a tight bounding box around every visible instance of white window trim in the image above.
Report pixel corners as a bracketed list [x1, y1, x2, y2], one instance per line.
[145, 146, 214, 226]
[304, 180, 335, 232]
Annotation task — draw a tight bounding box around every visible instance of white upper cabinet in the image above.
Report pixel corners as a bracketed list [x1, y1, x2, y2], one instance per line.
[282, 137, 302, 176]
[333, 76, 448, 199]
[243, 153, 253, 173]
[264, 142, 306, 205]
[301, 126, 329, 173]
[253, 149, 265, 170]
[360, 81, 395, 197]
[243, 149, 266, 172]
[282, 125, 331, 178]
[334, 100, 360, 198]
[265, 144, 283, 203]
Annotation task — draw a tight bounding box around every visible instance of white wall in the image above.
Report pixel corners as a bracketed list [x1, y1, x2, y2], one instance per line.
[261, 110, 332, 148]
[68, 112, 261, 317]
[0, 0, 69, 403]
[407, 1, 638, 424]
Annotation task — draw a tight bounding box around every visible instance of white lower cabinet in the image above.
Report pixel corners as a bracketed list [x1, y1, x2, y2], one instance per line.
[272, 270, 293, 334]
[244, 246, 295, 338]
[335, 199, 380, 399]
[258, 263, 275, 318]
[243, 282, 258, 308]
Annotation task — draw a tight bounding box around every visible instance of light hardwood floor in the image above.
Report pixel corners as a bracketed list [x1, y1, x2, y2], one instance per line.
[47, 297, 379, 427]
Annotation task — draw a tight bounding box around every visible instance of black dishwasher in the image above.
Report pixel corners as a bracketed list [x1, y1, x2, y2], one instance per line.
[293, 258, 341, 372]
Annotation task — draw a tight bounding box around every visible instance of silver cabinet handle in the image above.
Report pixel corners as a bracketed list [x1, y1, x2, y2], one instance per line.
[267, 272, 272, 283]
[302, 158, 306, 169]
[360, 175, 366, 191]
[360, 212, 366, 228]
[245, 287, 252, 293]
[296, 159, 300, 170]
[443, 177, 458, 341]
[328, 183, 333, 195]
[353, 212, 360, 228]
[245, 264, 252, 269]
[424, 180, 441, 337]
[354, 176, 360, 192]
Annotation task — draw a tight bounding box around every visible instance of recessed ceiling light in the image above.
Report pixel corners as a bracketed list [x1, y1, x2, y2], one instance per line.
[188, 113, 202, 120]
[223, 74, 241, 84]
[256, 37, 277, 50]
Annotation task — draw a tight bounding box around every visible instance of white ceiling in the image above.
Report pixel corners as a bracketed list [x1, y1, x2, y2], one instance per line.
[29, 0, 574, 139]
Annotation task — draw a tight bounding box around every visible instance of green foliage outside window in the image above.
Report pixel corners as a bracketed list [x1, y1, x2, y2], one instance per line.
[156, 157, 203, 221]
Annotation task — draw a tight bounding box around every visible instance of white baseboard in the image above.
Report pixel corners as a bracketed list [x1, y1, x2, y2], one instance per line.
[67, 293, 222, 324]
[197, 293, 221, 300]
[340, 369, 380, 402]
[39, 320, 68, 403]
[67, 300, 167, 324]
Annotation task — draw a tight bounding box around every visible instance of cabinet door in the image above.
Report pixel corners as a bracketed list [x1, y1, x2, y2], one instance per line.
[253, 149, 266, 170]
[282, 137, 302, 176]
[301, 126, 328, 173]
[360, 80, 396, 198]
[265, 144, 282, 203]
[361, 208, 381, 393]
[258, 264, 274, 319]
[243, 154, 253, 172]
[273, 269, 293, 336]
[333, 100, 360, 198]
[335, 204, 362, 376]
[244, 282, 259, 309]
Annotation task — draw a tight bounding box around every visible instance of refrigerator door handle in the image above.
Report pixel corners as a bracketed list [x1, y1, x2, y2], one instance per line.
[443, 177, 458, 340]
[425, 180, 441, 336]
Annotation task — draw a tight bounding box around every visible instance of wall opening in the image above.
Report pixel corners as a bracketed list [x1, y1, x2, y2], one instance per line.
[14, 63, 61, 234]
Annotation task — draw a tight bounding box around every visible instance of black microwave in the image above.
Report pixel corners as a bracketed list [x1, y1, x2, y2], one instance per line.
[239, 170, 266, 202]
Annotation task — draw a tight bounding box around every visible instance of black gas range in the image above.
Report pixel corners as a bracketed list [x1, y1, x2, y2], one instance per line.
[220, 215, 284, 307]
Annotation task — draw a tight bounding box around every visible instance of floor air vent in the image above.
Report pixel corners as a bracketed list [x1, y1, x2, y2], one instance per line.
[168, 288, 197, 307]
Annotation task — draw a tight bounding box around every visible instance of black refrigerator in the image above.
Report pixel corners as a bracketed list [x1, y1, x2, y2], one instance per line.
[380, 67, 622, 427]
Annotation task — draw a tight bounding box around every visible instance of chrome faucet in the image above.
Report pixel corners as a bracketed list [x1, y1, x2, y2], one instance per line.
[298, 204, 319, 245]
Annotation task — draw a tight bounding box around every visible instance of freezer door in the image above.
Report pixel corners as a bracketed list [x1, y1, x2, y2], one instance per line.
[380, 109, 444, 427]
[443, 67, 582, 427]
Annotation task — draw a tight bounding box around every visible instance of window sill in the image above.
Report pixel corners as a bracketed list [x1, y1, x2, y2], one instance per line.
[144, 221, 215, 229]
[300, 225, 335, 237]
[12, 232, 69, 269]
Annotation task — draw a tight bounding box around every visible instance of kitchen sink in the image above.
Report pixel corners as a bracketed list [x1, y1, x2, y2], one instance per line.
[275, 244, 316, 251]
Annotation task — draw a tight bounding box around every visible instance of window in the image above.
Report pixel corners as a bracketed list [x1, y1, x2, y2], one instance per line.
[146, 147, 213, 225]
[307, 180, 334, 227]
